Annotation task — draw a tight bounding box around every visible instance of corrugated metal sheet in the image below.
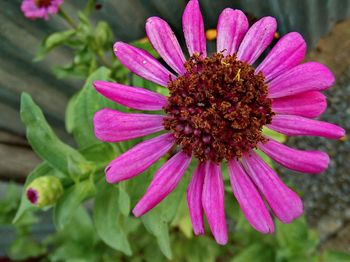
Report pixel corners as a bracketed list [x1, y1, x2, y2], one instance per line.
[1, 0, 350, 139]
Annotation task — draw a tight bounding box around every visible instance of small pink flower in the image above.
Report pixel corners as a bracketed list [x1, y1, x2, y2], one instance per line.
[21, 0, 64, 20]
[93, 0, 345, 245]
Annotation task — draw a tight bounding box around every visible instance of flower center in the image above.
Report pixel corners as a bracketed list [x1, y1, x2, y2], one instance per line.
[34, 0, 52, 8]
[163, 53, 273, 163]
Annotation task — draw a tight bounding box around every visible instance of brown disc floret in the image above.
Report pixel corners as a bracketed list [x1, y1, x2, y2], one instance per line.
[163, 53, 273, 163]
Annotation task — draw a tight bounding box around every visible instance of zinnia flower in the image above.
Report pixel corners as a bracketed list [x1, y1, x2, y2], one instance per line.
[21, 0, 63, 20]
[93, 0, 345, 244]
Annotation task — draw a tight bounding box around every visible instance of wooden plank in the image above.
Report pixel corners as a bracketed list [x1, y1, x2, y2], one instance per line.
[0, 131, 41, 182]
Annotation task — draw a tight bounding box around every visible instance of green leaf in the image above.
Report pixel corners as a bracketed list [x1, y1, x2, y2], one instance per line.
[93, 181, 134, 256]
[35, 30, 75, 61]
[276, 216, 319, 257]
[47, 206, 99, 262]
[118, 183, 131, 216]
[67, 67, 124, 148]
[172, 235, 220, 262]
[20, 93, 93, 177]
[65, 93, 79, 133]
[322, 251, 350, 262]
[53, 63, 91, 79]
[54, 178, 95, 230]
[139, 164, 193, 260]
[231, 244, 274, 262]
[80, 142, 118, 171]
[142, 211, 172, 260]
[56, 206, 95, 242]
[171, 198, 193, 238]
[7, 236, 46, 261]
[0, 183, 20, 222]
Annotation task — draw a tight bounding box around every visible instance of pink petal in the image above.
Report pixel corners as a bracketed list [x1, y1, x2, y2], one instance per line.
[182, 0, 206, 57]
[228, 159, 274, 233]
[187, 163, 205, 235]
[202, 162, 227, 245]
[268, 62, 335, 98]
[242, 152, 303, 223]
[133, 151, 191, 217]
[94, 109, 164, 142]
[272, 91, 327, 118]
[94, 80, 167, 111]
[256, 32, 306, 82]
[216, 8, 248, 56]
[237, 17, 277, 64]
[114, 42, 175, 87]
[268, 114, 345, 139]
[105, 133, 175, 184]
[146, 17, 186, 75]
[259, 137, 330, 174]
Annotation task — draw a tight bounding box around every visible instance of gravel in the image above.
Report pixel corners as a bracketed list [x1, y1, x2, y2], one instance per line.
[277, 66, 350, 239]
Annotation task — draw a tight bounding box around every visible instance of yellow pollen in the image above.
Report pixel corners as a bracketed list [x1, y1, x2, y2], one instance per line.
[221, 61, 230, 66]
[234, 69, 241, 81]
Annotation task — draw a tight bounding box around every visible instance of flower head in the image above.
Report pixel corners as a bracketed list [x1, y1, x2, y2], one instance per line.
[93, 0, 345, 245]
[21, 0, 63, 20]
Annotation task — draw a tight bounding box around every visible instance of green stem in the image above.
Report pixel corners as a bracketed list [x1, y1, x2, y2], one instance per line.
[58, 8, 78, 29]
[83, 0, 96, 16]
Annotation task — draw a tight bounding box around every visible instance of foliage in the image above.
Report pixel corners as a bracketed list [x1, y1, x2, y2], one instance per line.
[34, 0, 127, 82]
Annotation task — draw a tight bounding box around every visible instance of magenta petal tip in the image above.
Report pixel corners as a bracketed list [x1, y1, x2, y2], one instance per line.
[269, 115, 345, 140]
[105, 133, 175, 184]
[187, 163, 206, 235]
[268, 62, 335, 98]
[132, 207, 142, 217]
[242, 152, 304, 224]
[113, 41, 124, 53]
[259, 138, 331, 174]
[202, 162, 228, 245]
[112, 41, 174, 86]
[146, 16, 186, 74]
[132, 151, 191, 217]
[228, 159, 275, 234]
[338, 128, 346, 139]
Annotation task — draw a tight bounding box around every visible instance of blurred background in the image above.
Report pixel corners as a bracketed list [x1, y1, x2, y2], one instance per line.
[1, 0, 350, 261]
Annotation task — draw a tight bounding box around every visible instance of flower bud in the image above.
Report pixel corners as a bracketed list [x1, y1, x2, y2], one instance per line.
[26, 176, 63, 207]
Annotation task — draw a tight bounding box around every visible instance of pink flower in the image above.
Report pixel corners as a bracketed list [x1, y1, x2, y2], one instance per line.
[93, 0, 345, 245]
[21, 0, 63, 20]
